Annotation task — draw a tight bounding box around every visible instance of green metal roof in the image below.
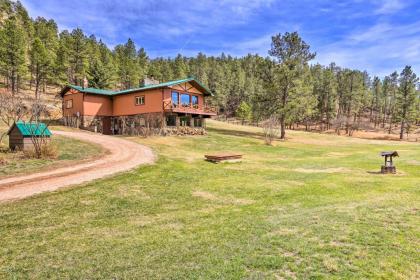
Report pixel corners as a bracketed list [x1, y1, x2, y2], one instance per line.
[8, 121, 52, 137]
[113, 77, 213, 96]
[60, 77, 213, 97]
[67, 85, 115, 96]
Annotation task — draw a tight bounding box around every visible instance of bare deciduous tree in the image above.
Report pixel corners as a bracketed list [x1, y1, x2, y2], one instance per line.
[25, 99, 53, 158]
[0, 91, 27, 143]
[263, 116, 279, 145]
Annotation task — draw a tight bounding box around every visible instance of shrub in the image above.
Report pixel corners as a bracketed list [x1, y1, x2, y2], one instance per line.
[263, 117, 279, 145]
[0, 157, 7, 165]
[24, 143, 58, 159]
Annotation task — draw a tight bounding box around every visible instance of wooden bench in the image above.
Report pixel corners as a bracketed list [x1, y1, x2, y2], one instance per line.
[204, 153, 243, 163]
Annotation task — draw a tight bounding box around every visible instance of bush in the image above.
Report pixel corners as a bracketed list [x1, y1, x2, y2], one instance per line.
[24, 143, 58, 159]
[263, 117, 279, 145]
[0, 157, 7, 165]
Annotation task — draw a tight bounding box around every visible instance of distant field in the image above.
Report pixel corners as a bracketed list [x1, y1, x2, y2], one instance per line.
[0, 127, 104, 178]
[0, 120, 419, 279]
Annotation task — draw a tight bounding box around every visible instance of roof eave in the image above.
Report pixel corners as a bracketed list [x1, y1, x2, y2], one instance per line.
[6, 122, 16, 135]
[59, 85, 72, 97]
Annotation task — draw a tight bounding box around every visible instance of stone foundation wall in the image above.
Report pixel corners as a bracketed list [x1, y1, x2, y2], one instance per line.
[113, 113, 164, 136]
[82, 116, 104, 133]
[63, 113, 208, 136]
[62, 115, 105, 133]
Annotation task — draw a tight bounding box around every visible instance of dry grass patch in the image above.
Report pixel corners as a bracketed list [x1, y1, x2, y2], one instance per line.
[323, 256, 339, 272]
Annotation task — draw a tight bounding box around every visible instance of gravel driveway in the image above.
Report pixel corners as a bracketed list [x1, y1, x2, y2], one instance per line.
[0, 130, 156, 202]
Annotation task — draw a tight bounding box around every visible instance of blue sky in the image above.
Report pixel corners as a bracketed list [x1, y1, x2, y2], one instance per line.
[21, 0, 420, 77]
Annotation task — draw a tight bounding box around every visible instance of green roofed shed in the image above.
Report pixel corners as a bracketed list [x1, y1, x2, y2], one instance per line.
[7, 121, 52, 151]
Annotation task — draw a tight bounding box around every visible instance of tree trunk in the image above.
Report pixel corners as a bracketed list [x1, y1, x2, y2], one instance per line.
[400, 119, 405, 140]
[279, 115, 286, 139]
[35, 78, 40, 100]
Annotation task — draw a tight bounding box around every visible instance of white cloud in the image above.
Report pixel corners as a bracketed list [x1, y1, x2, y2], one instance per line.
[316, 20, 420, 76]
[374, 0, 405, 14]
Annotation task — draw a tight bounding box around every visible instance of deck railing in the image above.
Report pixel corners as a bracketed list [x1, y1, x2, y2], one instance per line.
[163, 101, 217, 115]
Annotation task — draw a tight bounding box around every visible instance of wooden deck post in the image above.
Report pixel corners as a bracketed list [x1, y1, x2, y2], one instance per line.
[176, 116, 180, 127]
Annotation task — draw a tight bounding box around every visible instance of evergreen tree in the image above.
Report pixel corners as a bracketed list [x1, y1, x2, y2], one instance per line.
[236, 101, 252, 123]
[137, 47, 148, 83]
[173, 54, 188, 79]
[32, 17, 58, 88]
[397, 66, 419, 139]
[29, 37, 51, 99]
[69, 28, 87, 85]
[263, 32, 316, 139]
[55, 30, 71, 85]
[386, 71, 399, 133]
[115, 38, 140, 89]
[0, 17, 27, 94]
[372, 76, 382, 127]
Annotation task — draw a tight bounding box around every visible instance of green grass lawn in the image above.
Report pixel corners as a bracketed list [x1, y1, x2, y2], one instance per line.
[0, 120, 419, 279]
[0, 127, 104, 178]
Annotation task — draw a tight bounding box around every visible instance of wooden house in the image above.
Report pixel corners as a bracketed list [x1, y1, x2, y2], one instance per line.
[60, 77, 217, 135]
[7, 121, 52, 151]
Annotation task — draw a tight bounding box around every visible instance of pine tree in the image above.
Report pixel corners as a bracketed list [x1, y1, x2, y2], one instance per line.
[397, 66, 419, 139]
[264, 32, 316, 139]
[0, 17, 27, 94]
[372, 76, 382, 127]
[236, 101, 252, 124]
[86, 35, 113, 88]
[30, 37, 51, 99]
[29, 17, 59, 89]
[114, 38, 140, 89]
[173, 54, 188, 79]
[69, 28, 87, 85]
[386, 71, 399, 133]
[137, 47, 148, 83]
[55, 30, 71, 85]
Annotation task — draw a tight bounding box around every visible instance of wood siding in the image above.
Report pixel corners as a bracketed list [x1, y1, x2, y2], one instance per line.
[63, 90, 84, 117]
[112, 89, 165, 116]
[8, 126, 23, 150]
[83, 94, 113, 116]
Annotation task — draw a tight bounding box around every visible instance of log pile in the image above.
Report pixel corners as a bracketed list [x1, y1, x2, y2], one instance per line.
[164, 127, 207, 136]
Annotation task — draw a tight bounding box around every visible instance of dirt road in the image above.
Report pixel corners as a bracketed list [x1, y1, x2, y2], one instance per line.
[0, 130, 156, 202]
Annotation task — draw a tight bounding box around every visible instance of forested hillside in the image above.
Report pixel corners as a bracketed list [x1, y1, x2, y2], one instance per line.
[0, 0, 419, 139]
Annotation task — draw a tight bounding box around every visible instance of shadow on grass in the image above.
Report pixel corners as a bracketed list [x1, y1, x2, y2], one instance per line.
[207, 127, 266, 140]
[367, 171, 384, 175]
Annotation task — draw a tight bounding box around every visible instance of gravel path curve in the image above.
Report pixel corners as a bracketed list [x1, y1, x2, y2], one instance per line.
[0, 130, 156, 202]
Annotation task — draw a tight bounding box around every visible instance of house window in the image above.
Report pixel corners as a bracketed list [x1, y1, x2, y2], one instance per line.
[135, 95, 145, 105]
[192, 96, 198, 108]
[181, 94, 190, 107]
[66, 99, 73, 109]
[171, 91, 179, 106]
